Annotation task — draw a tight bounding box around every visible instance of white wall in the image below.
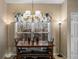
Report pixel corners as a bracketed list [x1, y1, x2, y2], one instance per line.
[67, 0, 78, 59]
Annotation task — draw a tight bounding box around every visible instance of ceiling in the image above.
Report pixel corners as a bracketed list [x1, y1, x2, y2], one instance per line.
[5, 0, 65, 4]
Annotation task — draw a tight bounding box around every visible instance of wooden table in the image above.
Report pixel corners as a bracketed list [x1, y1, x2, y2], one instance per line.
[16, 41, 54, 59]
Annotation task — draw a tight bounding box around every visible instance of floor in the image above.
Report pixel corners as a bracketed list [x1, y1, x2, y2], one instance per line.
[55, 56, 64, 59]
[4, 50, 65, 59]
[4, 55, 64, 59]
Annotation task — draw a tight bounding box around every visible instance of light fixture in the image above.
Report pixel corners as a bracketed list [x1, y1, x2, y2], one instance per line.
[23, 10, 31, 19]
[2, 16, 14, 58]
[3, 16, 12, 25]
[58, 21, 62, 24]
[4, 20, 12, 25]
[57, 20, 63, 57]
[35, 10, 41, 16]
[14, 0, 53, 36]
[57, 20, 62, 25]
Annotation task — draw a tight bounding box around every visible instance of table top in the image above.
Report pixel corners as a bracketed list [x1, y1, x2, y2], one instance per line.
[16, 41, 53, 47]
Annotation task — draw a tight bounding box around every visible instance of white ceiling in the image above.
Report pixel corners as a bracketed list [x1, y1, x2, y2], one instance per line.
[5, 0, 65, 4]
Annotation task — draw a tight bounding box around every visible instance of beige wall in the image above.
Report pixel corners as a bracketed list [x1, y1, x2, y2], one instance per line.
[6, 3, 70, 58]
[0, 0, 77, 59]
[7, 4, 62, 53]
[0, 0, 7, 59]
[7, 4, 62, 20]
